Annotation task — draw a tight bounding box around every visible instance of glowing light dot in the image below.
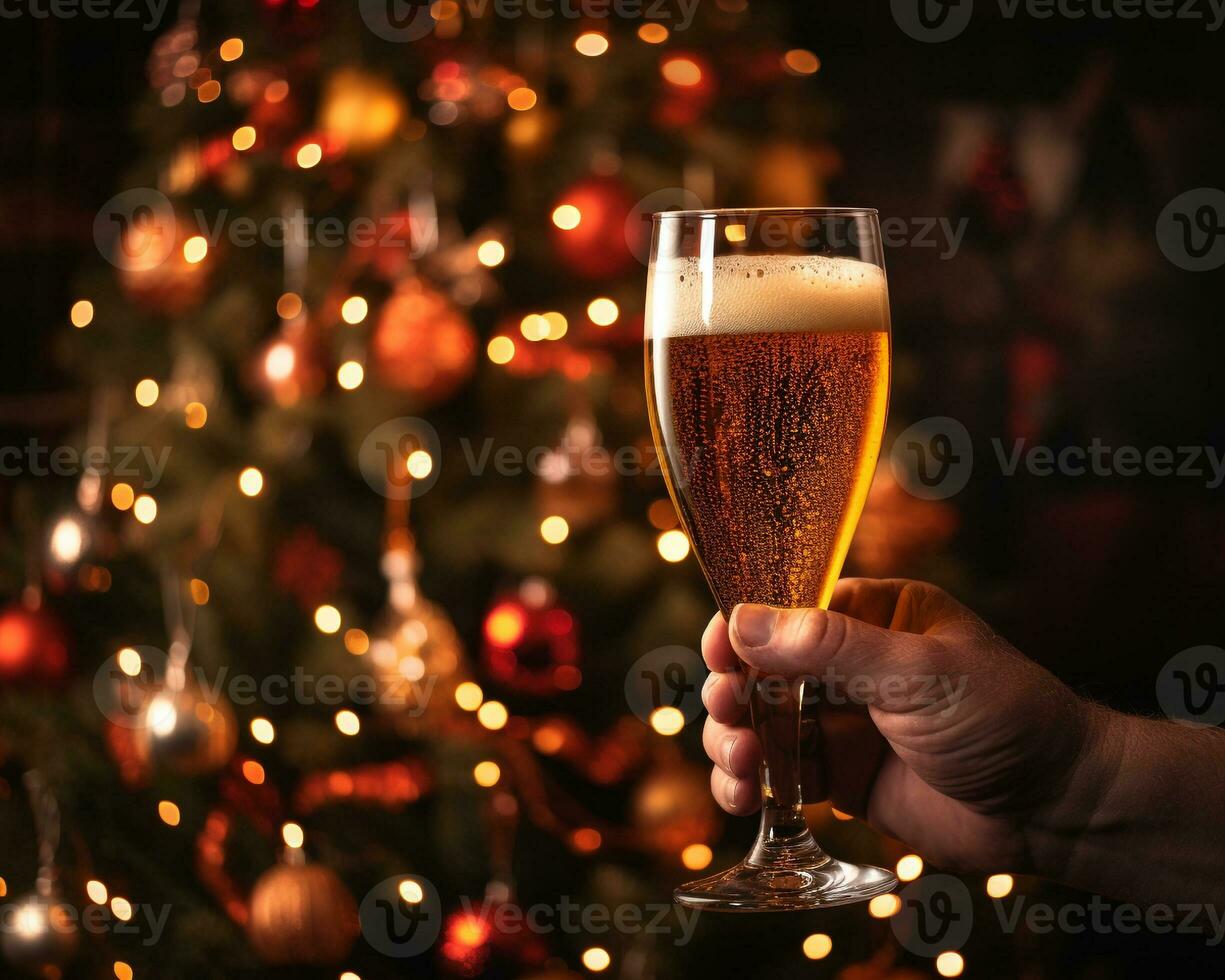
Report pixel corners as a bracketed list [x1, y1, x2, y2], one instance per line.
[265, 342, 295, 382]
[638, 22, 669, 43]
[552, 204, 581, 230]
[581, 947, 611, 973]
[111, 483, 135, 511]
[219, 37, 244, 61]
[197, 79, 221, 103]
[406, 450, 433, 479]
[238, 466, 264, 497]
[868, 893, 901, 918]
[133, 495, 157, 525]
[575, 31, 609, 56]
[485, 604, 526, 646]
[70, 299, 94, 328]
[473, 760, 501, 787]
[657, 529, 690, 562]
[315, 604, 342, 634]
[662, 57, 702, 87]
[542, 311, 568, 340]
[265, 79, 289, 102]
[276, 292, 303, 320]
[571, 827, 601, 852]
[896, 854, 924, 881]
[477, 700, 508, 731]
[477, 239, 506, 267]
[540, 515, 570, 544]
[507, 87, 537, 111]
[158, 800, 181, 826]
[587, 297, 619, 326]
[802, 933, 833, 960]
[232, 125, 256, 151]
[725, 223, 747, 243]
[681, 843, 712, 871]
[116, 647, 142, 677]
[335, 709, 361, 736]
[783, 48, 821, 75]
[344, 628, 370, 655]
[337, 360, 365, 390]
[340, 974, 360, 980]
[134, 378, 159, 407]
[86, 880, 108, 905]
[520, 313, 550, 341]
[282, 822, 304, 849]
[111, 897, 133, 921]
[340, 295, 368, 325]
[487, 336, 515, 364]
[185, 401, 208, 428]
[296, 142, 323, 169]
[936, 952, 965, 978]
[650, 705, 685, 736]
[242, 760, 265, 784]
[190, 578, 210, 605]
[986, 873, 1014, 898]
[454, 681, 483, 711]
[183, 235, 208, 264]
[251, 717, 275, 744]
[399, 879, 424, 903]
[114, 962, 133, 980]
[49, 515, 85, 565]
[831, 806, 854, 820]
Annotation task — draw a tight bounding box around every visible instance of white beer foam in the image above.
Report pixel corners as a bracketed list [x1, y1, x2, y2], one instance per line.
[646, 254, 889, 339]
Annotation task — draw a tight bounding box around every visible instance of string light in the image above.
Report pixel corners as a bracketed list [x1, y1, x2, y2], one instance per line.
[70, 299, 94, 328]
[473, 761, 501, 787]
[406, 450, 433, 479]
[134, 379, 159, 407]
[183, 235, 208, 263]
[296, 142, 323, 169]
[802, 933, 832, 960]
[276, 292, 303, 320]
[661, 57, 702, 87]
[581, 947, 611, 972]
[571, 828, 601, 852]
[575, 32, 609, 56]
[649, 705, 685, 735]
[219, 37, 244, 61]
[282, 822, 304, 849]
[656, 529, 690, 562]
[542, 311, 567, 340]
[551, 204, 582, 230]
[250, 717, 276, 744]
[638, 23, 669, 43]
[344, 628, 369, 655]
[242, 760, 265, 784]
[86, 880, 108, 905]
[476, 239, 506, 267]
[868, 894, 901, 918]
[48, 515, 86, 565]
[587, 297, 619, 326]
[986, 873, 1014, 898]
[340, 973, 361, 980]
[315, 604, 342, 634]
[232, 125, 257, 151]
[340, 296, 368, 324]
[681, 843, 712, 870]
[265, 342, 295, 381]
[185, 401, 208, 428]
[896, 854, 924, 881]
[265, 79, 289, 103]
[190, 578, 210, 605]
[114, 962, 133, 980]
[540, 515, 569, 544]
[454, 681, 483, 710]
[520, 314, 550, 341]
[116, 647, 142, 677]
[197, 79, 221, 102]
[111, 483, 135, 510]
[783, 49, 821, 75]
[158, 800, 181, 826]
[111, 897, 133, 921]
[507, 87, 537, 111]
[936, 951, 965, 977]
[487, 336, 515, 364]
[477, 700, 508, 730]
[335, 710, 361, 736]
[398, 879, 424, 903]
[337, 361, 365, 390]
[133, 495, 158, 524]
[238, 466, 264, 497]
[725, 223, 747, 243]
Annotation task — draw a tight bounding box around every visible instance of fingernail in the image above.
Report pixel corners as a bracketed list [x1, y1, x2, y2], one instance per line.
[733, 604, 778, 648]
[727, 778, 740, 811]
[701, 671, 718, 705]
[724, 735, 737, 772]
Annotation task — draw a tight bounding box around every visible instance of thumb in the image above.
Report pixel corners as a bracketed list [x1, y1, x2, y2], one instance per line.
[728, 603, 946, 714]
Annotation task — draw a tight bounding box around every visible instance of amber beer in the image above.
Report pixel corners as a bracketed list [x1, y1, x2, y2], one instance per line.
[646, 253, 890, 614]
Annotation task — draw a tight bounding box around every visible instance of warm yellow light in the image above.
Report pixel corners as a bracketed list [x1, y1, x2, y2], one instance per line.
[111, 483, 135, 511]
[783, 48, 821, 75]
[454, 681, 483, 710]
[896, 854, 924, 881]
[238, 466, 264, 497]
[868, 894, 901, 918]
[116, 647, 142, 677]
[232, 125, 256, 151]
[49, 515, 85, 565]
[473, 760, 501, 787]
[340, 295, 368, 325]
[831, 807, 853, 820]
[114, 961, 133, 980]
[477, 239, 506, 267]
[158, 800, 181, 826]
[70, 299, 94, 328]
[542, 311, 567, 340]
[649, 706, 685, 736]
[111, 897, 133, 921]
[986, 873, 1014, 898]
[638, 23, 669, 43]
[86, 880, 108, 905]
[197, 79, 221, 103]
[936, 951, 965, 978]
[315, 604, 342, 634]
[552, 204, 582, 230]
[657, 529, 690, 562]
[487, 336, 515, 364]
[398, 879, 424, 904]
[520, 313, 550, 341]
[185, 401, 208, 428]
[575, 32, 609, 56]
[681, 843, 712, 870]
[581, 947, 611, 972]
[183, 235, 208, 264]
[190, 578, 210, 605]
[507, 86, 537, 111]
[250, 717, 276, 744]
[276, 292, 303, 320]
[540, 515, 570, 544]
[802, 933, 833, 960]
[337, 360, 365, 390]
[406, 450, 433, 479]
[335, 709, 361, 736]
[296, 142, 323, 169]
[662, 57, 702, 87]
[724, 223, 747, 243]
[133, 495, 157, 524]
[344, 628, 370, 655]
[340, 973, 360, 980]
[242, 760, 266, 784]
[587, 297, 619, 326]
[265, 79, 290, 103]
[282, 822, 304, 849]
[134, 378, 159, 407]
[477, 699, 508, 730]
[219, 37, 244, 61]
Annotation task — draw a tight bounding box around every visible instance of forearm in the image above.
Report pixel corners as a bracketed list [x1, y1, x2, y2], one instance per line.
[1027, 703, 1225, 905]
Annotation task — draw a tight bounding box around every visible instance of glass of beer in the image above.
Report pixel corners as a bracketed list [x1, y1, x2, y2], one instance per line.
[645, 208, 897, 911]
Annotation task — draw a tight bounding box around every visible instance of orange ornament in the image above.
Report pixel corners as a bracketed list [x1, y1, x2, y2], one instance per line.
[371, 280, 476, 404]
[247, 863, 359, 966]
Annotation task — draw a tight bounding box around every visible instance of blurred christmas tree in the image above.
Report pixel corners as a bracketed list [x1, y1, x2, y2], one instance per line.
[0, 1, 908, 977]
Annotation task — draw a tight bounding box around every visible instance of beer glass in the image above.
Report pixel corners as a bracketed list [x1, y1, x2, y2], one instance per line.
[645, 208, 897, 910]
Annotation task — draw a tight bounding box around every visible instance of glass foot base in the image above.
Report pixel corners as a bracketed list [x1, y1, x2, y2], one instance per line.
[674, 845, 897, 912]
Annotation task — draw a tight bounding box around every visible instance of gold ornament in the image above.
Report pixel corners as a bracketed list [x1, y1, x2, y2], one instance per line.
[247, 862, 359, 966]
[631, 761, 720, 859]
[370, 594, 466, 723]
[134, 683, 238, 775]
[1, 891, 79, 977]
[319, 68, 406, 153]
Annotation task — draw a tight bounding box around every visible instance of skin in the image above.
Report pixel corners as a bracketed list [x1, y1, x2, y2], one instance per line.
[701, 578, 1225, 905]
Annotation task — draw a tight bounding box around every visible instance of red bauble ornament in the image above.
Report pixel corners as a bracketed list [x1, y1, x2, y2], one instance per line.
[273, 527, 344, 611]
[371, 280, 477, 404]
[251, 322, 327, 406]
[350, 209, 416, 280]
[549, 176, 640, 280]
[481, 579, 580, 696]
[0, 601, 69, 686]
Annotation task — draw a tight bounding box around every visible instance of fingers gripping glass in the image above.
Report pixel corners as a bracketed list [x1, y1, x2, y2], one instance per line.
[644, 208, 897, 911]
